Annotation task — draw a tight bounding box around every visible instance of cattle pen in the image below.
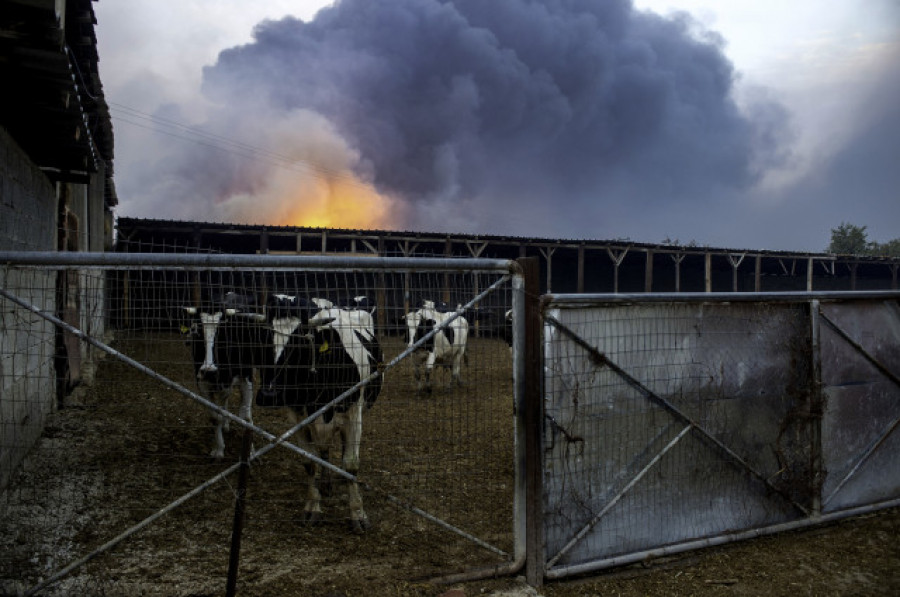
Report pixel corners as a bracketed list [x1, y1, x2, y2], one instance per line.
[1, 251, 899, 595]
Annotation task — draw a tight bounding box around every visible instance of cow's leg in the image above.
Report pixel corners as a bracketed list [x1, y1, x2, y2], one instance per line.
[201, 380, 227, 460]
[340, 396, 370, 533]
[298, 415, 328, 525]
[238, 376, 255, 459]
[451, 351, 464, 388]
[413, 358, 424, 393]
[413, 353, 431, 395]
[423, 352, 436, 394]
[238, 377, 253, 423]
[210, 402, 227, 459]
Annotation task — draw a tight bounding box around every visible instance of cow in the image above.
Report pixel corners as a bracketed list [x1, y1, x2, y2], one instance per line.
[182, 291, 260, 459]
[306, 295, 376, 335]
[255, 294, 383, 533]
[503, 308, 513, 351]
[403, 300, 469, 394]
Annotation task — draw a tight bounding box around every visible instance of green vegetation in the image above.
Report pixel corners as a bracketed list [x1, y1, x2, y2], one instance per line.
[828, 223, 900, 257]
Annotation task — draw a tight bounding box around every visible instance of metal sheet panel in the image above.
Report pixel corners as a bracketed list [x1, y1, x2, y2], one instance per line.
[542, 301, 812, 569]
[820, 299, 900, 511]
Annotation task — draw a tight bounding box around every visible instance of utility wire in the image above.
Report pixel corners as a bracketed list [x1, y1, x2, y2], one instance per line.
[69, 47, 365, 190]
[108, 101, 376, 193]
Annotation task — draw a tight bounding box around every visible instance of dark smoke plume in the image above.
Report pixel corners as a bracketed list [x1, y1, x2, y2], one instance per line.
[193, 0, 790, 236]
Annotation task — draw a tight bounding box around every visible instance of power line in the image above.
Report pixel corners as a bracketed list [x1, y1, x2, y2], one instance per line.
[108, 102, 376, 193]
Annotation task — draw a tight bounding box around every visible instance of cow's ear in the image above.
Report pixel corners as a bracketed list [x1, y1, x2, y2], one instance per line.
[225, 308, 237, 316]
[309, 314, 336, 328]
[184, 307, 197, 315]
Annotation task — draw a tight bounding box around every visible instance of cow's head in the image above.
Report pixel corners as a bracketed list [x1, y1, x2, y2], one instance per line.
[401, 310, 422, 347]
[182, 306, 228, 379]
[182, 291, 258, 380]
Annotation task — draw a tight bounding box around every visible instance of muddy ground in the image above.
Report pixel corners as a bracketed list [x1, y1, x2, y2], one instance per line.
[1, 331, 898, 596]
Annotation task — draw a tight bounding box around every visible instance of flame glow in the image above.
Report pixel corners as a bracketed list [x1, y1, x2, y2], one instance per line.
[279, 176, 393, 230]
[220, 169, 396, 231]
[217, 108, 399, 231]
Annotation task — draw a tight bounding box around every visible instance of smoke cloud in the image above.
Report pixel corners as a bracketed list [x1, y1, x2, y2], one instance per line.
[153, 0, 793, 237]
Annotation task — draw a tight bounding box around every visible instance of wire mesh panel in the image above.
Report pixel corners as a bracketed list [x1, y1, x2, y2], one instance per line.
[540, 293, 900, 579]
[0, 253, 521, 596]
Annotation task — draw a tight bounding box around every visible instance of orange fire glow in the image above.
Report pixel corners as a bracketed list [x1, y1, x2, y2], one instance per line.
[279, 176, 393, 230]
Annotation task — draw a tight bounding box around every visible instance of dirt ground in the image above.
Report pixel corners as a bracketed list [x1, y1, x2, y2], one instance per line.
[1, 330, 899, 597]
[466, 507, 900, 597]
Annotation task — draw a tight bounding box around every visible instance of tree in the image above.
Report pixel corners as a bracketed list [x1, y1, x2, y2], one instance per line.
[873, 238, 900, 258]
[827, 223, 900, 257]
[828, 223, 873, 255]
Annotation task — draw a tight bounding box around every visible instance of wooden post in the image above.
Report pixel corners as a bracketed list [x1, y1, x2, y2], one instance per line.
[400, 240, 418, 317]
[607, 247, 628, 294]
[644, 250, 654, 293]
[671, 252, 685, 293]
[704, 252, 712, 293]
[376, 236, 386, 329]
[539, 247, 556, 294]
[443, 237, 453, 305]
[577, 245, 585, 293]
[755, 255, 762, 292]
[807, 257, 815, 291]
[727, 253, 745, 292]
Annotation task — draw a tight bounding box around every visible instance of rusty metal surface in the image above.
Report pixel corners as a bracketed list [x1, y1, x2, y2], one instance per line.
[819, 299, 900, 511]
[540, 294, 900, 576]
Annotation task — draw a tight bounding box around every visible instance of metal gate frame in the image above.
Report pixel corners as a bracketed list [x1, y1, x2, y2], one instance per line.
[0, 251, 530, 595]
[535, 291, 900, 581]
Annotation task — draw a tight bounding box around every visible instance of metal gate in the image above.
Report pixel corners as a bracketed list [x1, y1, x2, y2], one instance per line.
[538, 291, 900, 580]
[0, 252, 526, 595]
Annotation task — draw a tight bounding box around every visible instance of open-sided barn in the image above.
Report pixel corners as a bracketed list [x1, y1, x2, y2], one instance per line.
[117, 216, 900, 295]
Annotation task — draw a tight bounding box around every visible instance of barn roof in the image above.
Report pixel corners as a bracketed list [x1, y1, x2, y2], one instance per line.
[115, 216, 900, 263]
[0, 0, 115, 203]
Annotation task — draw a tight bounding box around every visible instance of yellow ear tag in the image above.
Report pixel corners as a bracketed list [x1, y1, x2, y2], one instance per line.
[180, 325, 190, 335]
[319, 340, 329, 353]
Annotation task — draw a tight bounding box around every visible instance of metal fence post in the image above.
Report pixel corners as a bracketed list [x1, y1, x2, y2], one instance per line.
[809, 300, 824, 515]
[518, 257, 544, 587]
[226, 427, 254, 597]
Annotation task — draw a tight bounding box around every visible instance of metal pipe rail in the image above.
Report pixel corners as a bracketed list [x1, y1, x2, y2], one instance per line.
[545, 290, 900, 305]
[0, 250, 518, 274]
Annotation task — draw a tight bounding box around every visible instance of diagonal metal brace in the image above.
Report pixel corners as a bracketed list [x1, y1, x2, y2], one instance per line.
[818, 308, 900, 506]
[818, 311, 900, 390]
[543, 313, 810, 517]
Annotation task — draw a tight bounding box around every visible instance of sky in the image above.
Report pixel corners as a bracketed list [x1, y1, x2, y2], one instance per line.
[94, 0, 900, 252]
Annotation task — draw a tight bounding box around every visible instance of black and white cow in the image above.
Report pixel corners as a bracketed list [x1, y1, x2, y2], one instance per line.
[403, 300, 469, 394]
[311, 295, 376, 314]
[182, 292, 260, 459]
[255, 294, 383, 533]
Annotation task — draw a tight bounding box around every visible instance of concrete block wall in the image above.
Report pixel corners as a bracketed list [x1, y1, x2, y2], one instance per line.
[0, 126, 59, 490]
